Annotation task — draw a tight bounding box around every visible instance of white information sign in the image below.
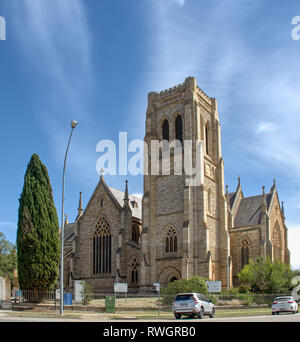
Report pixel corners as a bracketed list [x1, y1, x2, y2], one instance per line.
[114, 282, 128, 293]
[206, 281, 222, 293]
[55, 289, 60, 300]
[74, 280, 85, 304]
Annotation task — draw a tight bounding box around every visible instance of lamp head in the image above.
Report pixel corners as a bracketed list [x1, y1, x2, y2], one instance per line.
[71, 120, 78, 128]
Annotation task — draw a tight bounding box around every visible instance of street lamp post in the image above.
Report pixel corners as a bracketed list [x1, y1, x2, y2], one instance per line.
[60, 120, 78, 316]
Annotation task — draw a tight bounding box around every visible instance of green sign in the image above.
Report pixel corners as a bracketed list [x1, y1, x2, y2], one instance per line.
[105, 296, 116, 313]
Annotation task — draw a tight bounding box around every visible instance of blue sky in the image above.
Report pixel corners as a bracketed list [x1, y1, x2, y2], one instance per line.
[0, 0, 300, 269]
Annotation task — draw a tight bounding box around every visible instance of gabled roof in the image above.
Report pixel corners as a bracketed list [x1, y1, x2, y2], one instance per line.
[64, 178, 142, 243]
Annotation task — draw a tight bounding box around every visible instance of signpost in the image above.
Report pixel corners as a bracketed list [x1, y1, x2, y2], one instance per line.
[114, 282, 128, 293]
[114, 282, 128, 303]
[153, 283, 160, 317]
[206, 281, 222, 293]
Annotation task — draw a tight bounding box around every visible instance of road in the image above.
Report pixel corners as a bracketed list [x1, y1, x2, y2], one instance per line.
[0, 311, 299, 322]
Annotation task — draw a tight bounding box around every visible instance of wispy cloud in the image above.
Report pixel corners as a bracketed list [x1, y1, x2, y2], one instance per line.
[147, 0, 300, 179]
[0, 221, 16, 231]
[256, 122, 277, 134]
[147, 0, 256, 103]
[9, 0, 95, 180]
[173, 0, 186, 7]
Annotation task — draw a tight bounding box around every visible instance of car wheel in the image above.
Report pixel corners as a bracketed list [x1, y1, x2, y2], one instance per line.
[197, 307, 204, 319]
[174, 313, 181, 320]
[209, 308, 215, 318]
[272, 312, 275, 315]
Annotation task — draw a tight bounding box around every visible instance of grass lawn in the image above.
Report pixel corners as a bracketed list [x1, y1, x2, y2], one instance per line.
[3, 306, 272, 320]
[102, 307, 272, 320]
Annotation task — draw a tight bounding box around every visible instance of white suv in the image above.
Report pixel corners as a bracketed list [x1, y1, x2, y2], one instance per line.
[173, 293, 215, 319]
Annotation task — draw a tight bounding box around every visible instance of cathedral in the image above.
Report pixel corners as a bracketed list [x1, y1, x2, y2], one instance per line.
[64, 77, 290, 292]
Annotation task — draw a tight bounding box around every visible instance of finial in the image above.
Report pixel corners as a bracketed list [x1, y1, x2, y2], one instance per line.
[262, 186, 267, 212]
[125, 180, 129, 197]
[225, 185, 229, 203]
[100, 168, 104, 179]
[64, 214, 69, 226]
[76, 192, 83, 221]
[238, 177, 241, 186]
[123, 180, 129, 207]
[273, 179, 276, 187]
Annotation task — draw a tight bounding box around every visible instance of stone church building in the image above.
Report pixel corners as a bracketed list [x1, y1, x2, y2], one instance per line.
[64, 77, 290, 292]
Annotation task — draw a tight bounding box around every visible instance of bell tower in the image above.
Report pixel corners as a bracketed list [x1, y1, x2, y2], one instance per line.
[140, 77, 231, 291]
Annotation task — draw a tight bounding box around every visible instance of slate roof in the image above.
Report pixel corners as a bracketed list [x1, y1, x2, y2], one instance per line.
[109, 187, 142, 220]
[64, 222, 76, 242]
[233, 193, 272, 227]
[228, 192, 236, 208]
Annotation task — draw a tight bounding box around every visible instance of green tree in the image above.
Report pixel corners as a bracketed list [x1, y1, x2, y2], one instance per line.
[0, 232, 17, 279]
[238, 257, 293, 294]
[161, 276, 208, 305]
[17, 154, 60, 291]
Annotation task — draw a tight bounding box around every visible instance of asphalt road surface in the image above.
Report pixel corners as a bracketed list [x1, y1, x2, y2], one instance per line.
[0, 311, 299, 322]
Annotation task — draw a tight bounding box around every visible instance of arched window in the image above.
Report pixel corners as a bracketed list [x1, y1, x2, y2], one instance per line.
[166, 227, 177, 253]
[175, 115, 183, 144]
[131, 258, 139, 283]
[93, 216, 111, 274]
[241, 238, 249, 269]
[205, 122, 211, 155]
[272, 223, 282, 261]
[162, 119, 169, 141]
[132, 224, 140, 244]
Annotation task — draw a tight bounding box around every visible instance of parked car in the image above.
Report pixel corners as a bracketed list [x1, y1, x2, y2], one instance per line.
[173, 293, 215, 319]
[271, 296, 298, 315]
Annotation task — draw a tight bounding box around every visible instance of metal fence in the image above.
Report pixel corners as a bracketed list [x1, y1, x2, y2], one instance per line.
[12, 289, 57, 303]
[10, 289, 159, 304]
[3, 289, 296, 310]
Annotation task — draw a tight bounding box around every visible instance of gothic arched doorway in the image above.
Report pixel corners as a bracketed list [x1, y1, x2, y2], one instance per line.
[169, 276, 178, 283]
[158, 267, 181, 287]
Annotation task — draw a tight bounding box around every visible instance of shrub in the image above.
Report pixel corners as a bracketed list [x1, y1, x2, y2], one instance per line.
[81, 282, 93, 305]
[238, 284, 251, 294]
[238, 257, 293, 294]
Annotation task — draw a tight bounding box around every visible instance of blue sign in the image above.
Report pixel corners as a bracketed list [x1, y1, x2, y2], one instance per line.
[64, 293, 73, 305]
[15, 289, 22, 297]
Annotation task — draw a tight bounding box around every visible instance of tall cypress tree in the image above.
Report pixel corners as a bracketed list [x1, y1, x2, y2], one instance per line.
[17, 154, 60, 290]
